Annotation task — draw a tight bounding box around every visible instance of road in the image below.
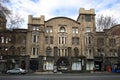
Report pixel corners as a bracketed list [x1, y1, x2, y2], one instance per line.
[0, 73, 120, 80]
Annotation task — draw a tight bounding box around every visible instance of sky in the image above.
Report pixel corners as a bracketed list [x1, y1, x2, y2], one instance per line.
[5, 0, 120, 29]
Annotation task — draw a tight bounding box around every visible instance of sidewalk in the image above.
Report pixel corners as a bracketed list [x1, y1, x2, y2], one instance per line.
[90, 71, 110, 74]
[34, 71, 62, 74]
[33, 71, 113, 75]
[0, 71, 115, 76]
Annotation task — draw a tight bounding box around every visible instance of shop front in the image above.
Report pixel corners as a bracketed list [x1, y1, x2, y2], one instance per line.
[56, 57, 69, 71]
[94, 57, 103, 71]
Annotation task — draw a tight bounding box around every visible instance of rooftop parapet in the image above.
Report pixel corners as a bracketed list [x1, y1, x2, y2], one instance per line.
[28, 15, 45, 25]
[80, 8, 95, 15]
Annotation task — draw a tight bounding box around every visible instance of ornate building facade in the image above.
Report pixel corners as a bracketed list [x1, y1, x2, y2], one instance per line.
[0, 8, 120, 72]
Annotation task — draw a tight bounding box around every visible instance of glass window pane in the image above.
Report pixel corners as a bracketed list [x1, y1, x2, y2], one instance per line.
[86, 27, 91, 32]
[85, 15, 91, 22]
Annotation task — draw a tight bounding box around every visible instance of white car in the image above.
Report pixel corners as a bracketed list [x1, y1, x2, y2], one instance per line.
[7, 68, 27, 74]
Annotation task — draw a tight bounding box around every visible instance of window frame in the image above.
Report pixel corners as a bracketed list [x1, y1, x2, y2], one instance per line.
[85, 15, 91, 22]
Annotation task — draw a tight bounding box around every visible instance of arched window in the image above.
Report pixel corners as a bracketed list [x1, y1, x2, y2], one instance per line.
[10, 46, 15, 55]
[60, 27, 66, 32]
[74, 47, 79, 57]
[22, 47, 26, 55]
[46, 46, 52, 56]
[17, 47, 20, 55]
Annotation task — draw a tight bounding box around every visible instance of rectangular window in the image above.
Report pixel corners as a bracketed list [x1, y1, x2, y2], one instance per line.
[50, 36, 53, 44]
[37, 48, 39, 55]
[32, 48, 36, 55]
[46, 27, 49, 33]
[1, 37, 4, 43]
[50, 27, 52, 33]
[33, 35, 38, 43]
[109, 49, 117, 57]
[62, 37, 64, 44]
[36, 27, 39, 30]
[6, 37, 9, 44]
[45, 36, 48, 44]
[86, 62, 94, 70]
[86, 27, 91, 32]
[88, 37, 91, 44]
[72, 29, 75, 34]
[32, 48, 38, 56]
[32, 35, 35, 43]
[9, 37, 11, 42]
[85, 15, 91, 22]
[59, 37, 66, 44]
[97, 38, 104, 46]
[36, 35, 39, 43]
[109, 49, 113, 56]
[65, 49, 67, 56]
[33, 27, 36, 30]
[109, 38, 116, 46]
[97, 48, 104, 56]
[76, 29, 78, 34]
[33, 26, 39, 31]
[72, 37, 79, 45]
[46, 26, 53, 33]
[72, 62, 82, 70]
[72, 37, 75, 44]
[72, 27, 78, 34]
[22, 48, 25, 55]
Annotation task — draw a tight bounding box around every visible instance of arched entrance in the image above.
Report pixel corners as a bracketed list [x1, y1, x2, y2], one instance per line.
[56, 57, 69, 71]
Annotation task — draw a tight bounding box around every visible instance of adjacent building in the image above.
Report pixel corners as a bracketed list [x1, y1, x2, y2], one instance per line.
[0, 8, 120, 72]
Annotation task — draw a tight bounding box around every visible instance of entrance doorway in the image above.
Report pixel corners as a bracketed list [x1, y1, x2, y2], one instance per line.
[56, 57, 69, 71]
[29, 60, 38, 71]
[21, 60, 26, 69]
[94, 61, 102, 71]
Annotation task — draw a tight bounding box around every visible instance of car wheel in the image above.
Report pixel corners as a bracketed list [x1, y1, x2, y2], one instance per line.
[7, 72, 10, 74]
[18, 72, 21, 74]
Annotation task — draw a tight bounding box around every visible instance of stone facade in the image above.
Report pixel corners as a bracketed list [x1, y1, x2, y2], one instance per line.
[0, 8, 120, 72]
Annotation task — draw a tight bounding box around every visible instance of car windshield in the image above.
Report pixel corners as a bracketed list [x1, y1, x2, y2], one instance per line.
[11, 68, 20, 70]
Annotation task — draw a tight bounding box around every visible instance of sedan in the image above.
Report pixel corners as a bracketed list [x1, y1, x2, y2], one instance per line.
[7, 68, 27, 74]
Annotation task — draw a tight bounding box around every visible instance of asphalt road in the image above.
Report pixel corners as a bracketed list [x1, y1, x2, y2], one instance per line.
[0, 73, 120, 80]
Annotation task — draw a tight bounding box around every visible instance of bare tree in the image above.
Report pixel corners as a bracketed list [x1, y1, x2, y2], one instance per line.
[0, 0, 24, 29]
[96, 15, 118, 32]
[7, 13, 25, 30]
[0, 0, 11, 16]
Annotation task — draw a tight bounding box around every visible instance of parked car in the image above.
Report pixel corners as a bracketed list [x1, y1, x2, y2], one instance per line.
[58, 66, 68, 71]
[7, 68, 27, 74]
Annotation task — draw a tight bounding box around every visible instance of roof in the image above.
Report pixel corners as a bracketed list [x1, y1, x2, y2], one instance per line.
[45, 17, 80, 24]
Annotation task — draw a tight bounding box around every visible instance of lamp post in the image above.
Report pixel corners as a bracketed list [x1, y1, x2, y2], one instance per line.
[101, 54, 104, 71]
[89, 52, 90, 71]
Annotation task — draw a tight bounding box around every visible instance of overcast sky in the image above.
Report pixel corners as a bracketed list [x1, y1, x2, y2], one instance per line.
[5, 0, 120, 29]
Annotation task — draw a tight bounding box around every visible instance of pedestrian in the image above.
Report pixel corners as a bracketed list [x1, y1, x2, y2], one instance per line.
[93, 67, 96, 72]
[107, 65, 111, 72]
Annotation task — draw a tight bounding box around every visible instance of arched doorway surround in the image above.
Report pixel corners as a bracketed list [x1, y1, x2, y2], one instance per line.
[56, 57, 69, 71]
